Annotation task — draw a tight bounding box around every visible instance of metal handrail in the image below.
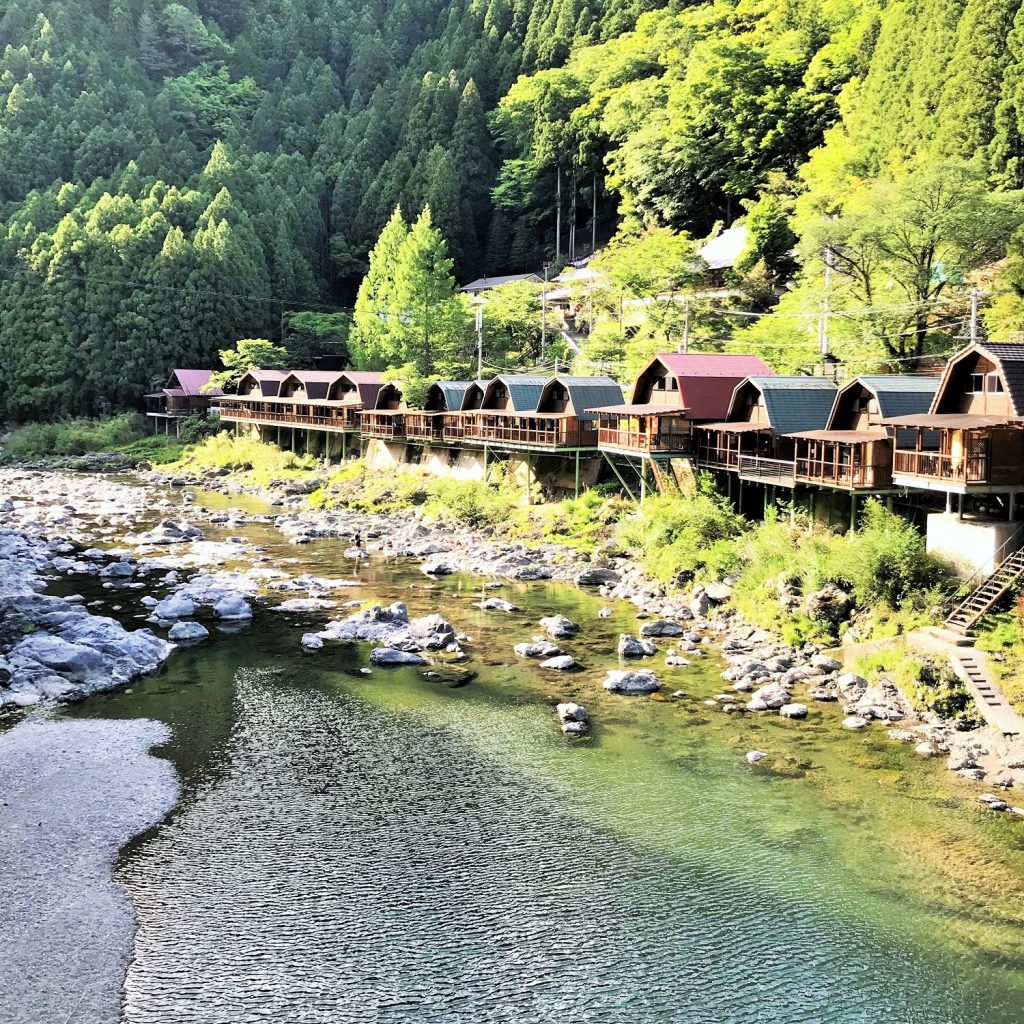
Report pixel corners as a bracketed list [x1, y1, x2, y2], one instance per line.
[943, 521, 1024, 611]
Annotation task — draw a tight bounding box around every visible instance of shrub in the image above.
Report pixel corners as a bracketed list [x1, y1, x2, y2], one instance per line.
[2, 412, 146, 460]
[615, 483, 746, 584]
[169, 433, 316, 484]
[422, 477, 524, 530]
[177, 414, 221, 445]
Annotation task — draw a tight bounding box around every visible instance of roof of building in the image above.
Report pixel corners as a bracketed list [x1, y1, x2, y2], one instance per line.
[243, 368, 288, 379]
[849, 375, 940, 418]
[426, 381, 477, 411]
[968, 342, 1024, 416]
[461, 272, 542, 293]
[645, 352, 775, 419]
[543, 375, 624, 420]
[168, 368, 222, 397]
[732, 376, 838, 434]
[698, 226, 749, 271]
[483, 374, 550, 412]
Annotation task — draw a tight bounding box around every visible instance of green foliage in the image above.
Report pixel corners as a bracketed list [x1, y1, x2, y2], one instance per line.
[975, 612, 1024, 712]
[282, 312, 350, 367]
[422, 476, 525, 530]
[177, 414, 222, 445]
[1, 413, 146, 460]
[352, 205, 471, 376]
[113, 435, 187, 465]
[171, 433, 316, 484]
[615, 482, 747, 585]
[209, 339, 289, 392]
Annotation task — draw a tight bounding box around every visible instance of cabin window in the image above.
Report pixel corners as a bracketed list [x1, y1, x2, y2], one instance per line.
[969, 373, 985, 394]
[551, 387, 567, 401]
[744, 392, 757, 407]
[987, 374, 1005, 394]
[654, 379, 665, 390]
[669, 379, 679, 391]
[854, 397, 869, 413]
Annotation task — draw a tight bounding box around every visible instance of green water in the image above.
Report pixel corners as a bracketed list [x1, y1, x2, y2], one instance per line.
[55, 500, 1024, 1022]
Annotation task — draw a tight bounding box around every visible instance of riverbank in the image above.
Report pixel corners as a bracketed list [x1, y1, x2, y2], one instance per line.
[0, 717, 177, 1024]
[2, 461, 1023, 797]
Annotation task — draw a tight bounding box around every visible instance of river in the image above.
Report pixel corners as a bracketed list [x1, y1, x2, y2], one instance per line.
[38, 487, 1024, 1023]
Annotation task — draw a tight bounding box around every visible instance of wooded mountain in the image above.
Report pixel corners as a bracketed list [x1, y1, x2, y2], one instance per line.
[4, 0, 1024, 418]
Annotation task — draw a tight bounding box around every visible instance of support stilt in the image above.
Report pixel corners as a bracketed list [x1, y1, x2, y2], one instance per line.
[601, 452, 638, 503]
[574, 449, 581, 499]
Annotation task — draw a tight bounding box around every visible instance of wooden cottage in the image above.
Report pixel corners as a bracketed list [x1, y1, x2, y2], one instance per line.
[788, 376, 939, 491]
[461, 375, 550, 445]
[462, 375, 625, 450]
[402, 381, 480, 442]
[359, 382, 408, 440]
[695, 377, 838, 485]
[145, 368, 223, 432]
[592, 353, 773, 456]
[884, 342, 1024, 497]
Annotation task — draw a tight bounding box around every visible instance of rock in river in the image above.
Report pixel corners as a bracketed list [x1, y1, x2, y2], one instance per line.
[779, 702, 808, 719]
[539, 614, 579, 639]
[213, 594, 253, 620]
[168, 621, 209, 643]
[639, 620, 684, 638]
[514, 640, 562, 659]
[369, 647, 426, 666]
[540, 654, 577, 671]
[603, 669, 660, 695]
[618, 633, 657, 658]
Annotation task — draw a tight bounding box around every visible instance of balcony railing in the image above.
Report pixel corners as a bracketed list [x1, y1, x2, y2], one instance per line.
[404, 412, 446, 442]
[360, 413, 406, 439]
[738, 455, 796, 486]
[893, 449, 988, 484]
[597, 426, 692, 454]
[218, 399, 360, 430]
[794, 454, 889, 489]
[695, 440, 744, 471]
[461, 413, 597, 449]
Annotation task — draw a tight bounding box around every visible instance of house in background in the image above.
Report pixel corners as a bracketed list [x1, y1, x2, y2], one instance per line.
[697, 226, 749, 289]
[144, 368, 223, 434]
[460, 272, 541, 296]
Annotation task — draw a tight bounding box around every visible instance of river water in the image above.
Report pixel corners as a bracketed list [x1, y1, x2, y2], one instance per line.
[58, 492, 1024, 1023]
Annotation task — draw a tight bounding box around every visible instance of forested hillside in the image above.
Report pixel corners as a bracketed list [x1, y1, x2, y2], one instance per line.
[5, 0, 1024, 418]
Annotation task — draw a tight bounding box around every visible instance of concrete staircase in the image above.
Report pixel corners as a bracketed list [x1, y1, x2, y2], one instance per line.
[909, 628, 1024, 738]
[944, 544, 1024, 636]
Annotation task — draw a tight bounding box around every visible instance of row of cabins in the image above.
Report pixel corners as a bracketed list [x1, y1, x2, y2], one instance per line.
[158, 342, 1024, 514]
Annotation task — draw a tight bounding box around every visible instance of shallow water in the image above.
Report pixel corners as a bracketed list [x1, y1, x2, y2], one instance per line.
[58, 491, 1024, 1023]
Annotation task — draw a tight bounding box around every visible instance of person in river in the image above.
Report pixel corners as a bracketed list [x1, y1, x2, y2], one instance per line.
[352, 531, 362, 552]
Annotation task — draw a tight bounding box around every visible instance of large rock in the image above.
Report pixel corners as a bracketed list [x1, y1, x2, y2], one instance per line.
[514, 640, 562, 659]
[618, 634, 657, 658]
[576, 566, 621, 587]
[557, 702, 589, 724]
[639, 620, 684, 638]
[804, 584, 853, 624]
[779, 702, 808, 719]
[420, 556, 456, 577]
[704, 582, 732, 603]
[213, 594, 253, 620]
[811, 653, 843, 673]
[750, 683, 792, 710]
[475, 597, 518, 613]
[603, 669, 660, 695]
[539, 614, 578, 639]
[130, 519, 204, 545]
[153, 594, 196, 620]
[168, 620, 209, 642]
[370, 647, 426, 666]
[540, 655, 577, 671]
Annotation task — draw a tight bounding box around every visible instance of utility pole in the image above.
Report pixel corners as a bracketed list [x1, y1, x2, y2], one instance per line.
[681, 298, 691, 354]
[541, 263, 549, 362]
[475, 305, 483, 380]
[818, 247, 832, 368]
[969, 286, 980, 345]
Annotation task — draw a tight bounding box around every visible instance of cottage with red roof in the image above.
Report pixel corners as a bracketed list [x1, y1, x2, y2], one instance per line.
[144, 368, 223, 434]
[588, 352, 775, 458]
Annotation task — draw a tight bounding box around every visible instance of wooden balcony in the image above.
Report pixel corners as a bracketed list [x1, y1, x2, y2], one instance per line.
[404, 412, 446, 442]
[218, 398, 360, 431]
[360, 412, 406, 440]
[461, 413, 598, 450]
[795, 455, 890, 489]
[893, 449, 989, 484]
[596, 425, 692, 454]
